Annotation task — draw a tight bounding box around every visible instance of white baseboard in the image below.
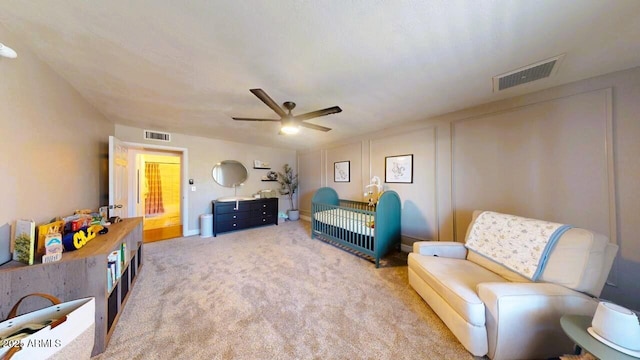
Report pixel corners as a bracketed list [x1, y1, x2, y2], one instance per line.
[401, 244, 413, 253]
[185, 229, 199, 237]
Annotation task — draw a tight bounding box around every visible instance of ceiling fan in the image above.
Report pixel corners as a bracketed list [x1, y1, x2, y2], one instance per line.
[232, 89, 342, 135]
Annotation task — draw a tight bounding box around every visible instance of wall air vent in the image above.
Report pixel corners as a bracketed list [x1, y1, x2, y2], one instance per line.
[143, 130, 171, 142]
[493, 54, 564, 92]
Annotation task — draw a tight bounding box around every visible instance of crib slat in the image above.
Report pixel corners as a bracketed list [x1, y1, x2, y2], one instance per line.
[358, 212, 362, 248]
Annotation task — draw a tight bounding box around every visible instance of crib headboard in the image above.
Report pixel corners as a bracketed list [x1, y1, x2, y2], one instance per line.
[311, 187, 339, 206]
[375, 190, 402, 253]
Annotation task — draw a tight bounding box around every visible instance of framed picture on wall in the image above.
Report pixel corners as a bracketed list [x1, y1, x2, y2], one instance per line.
[334, 161, 350, 182]
[385, 154, 413, 183]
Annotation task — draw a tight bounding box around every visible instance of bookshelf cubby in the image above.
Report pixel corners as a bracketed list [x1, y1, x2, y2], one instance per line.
[0, 217, 143, 356]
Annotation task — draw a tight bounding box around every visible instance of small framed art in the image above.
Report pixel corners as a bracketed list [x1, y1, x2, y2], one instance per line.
[334, 161, 350, 182]
[385, 154, 413, 183]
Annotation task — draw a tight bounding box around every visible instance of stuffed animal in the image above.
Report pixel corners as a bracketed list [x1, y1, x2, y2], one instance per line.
[62, 225, 104, 251]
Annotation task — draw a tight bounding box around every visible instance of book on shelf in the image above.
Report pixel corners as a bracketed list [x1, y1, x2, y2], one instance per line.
[13, 219, 35, 265]
[107, 267, 114, 292]
[108, 250, 121, 279]
[36, 220, 64, 257]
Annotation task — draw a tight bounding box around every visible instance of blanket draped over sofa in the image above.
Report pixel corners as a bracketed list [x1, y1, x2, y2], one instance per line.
[465, 211, 573, 280]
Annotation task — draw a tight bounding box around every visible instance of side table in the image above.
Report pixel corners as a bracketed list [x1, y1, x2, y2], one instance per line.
[560, 315, 637, 360]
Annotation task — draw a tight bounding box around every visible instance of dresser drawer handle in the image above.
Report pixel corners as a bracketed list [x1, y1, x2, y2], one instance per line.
[233, 215, 237, 219]
[233, 223, 237, 227]
[262, 219, 266, 222]
[262, 211, 266, 215]
[262, 204, 267, 208]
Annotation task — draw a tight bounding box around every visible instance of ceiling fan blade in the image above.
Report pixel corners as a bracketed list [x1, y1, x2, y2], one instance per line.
[250, 88, 286, 117]
[232, 117, 281, 122]
[294, 106, 342, 121]
[300, 122, 332, 132]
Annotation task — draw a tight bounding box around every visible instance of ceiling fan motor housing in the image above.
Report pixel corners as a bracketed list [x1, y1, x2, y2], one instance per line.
[283, 101, 296, 112]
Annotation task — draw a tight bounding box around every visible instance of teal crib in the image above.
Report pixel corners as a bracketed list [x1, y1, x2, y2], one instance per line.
[311, 187, 401, 268]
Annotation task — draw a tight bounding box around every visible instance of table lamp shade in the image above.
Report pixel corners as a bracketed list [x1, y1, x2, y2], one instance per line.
[591, 302, 640, 352]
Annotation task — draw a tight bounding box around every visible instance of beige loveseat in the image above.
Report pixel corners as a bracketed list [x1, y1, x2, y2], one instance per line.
[408, 211, 618, 360]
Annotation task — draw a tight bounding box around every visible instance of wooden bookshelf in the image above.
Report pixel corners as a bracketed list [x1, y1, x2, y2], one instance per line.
[0, 217, 143, 356]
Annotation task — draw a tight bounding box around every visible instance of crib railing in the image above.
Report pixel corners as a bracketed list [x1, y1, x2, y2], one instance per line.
[339, 199, 376, 211]
[311, 201, 376, 253]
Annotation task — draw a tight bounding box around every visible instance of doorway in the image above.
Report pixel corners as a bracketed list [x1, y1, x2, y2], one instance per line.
[137, 152, 182, 242]
[109, 136, 189, 240]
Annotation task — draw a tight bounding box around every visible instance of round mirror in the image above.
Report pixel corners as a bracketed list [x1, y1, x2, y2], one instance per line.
[212, 160, 248, 187]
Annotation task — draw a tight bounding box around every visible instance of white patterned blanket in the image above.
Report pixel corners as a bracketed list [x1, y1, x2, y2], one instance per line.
[465, 211, 572, 280]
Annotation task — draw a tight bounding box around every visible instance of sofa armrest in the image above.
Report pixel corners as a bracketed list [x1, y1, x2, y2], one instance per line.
[477, 282, 598, 360]
[412, 241, 467, 259]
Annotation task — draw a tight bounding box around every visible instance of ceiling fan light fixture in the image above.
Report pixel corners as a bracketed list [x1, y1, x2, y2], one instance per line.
[280, 124, 300, 135]
[0, 43, 18, 59]
[281, 115, 300, 135]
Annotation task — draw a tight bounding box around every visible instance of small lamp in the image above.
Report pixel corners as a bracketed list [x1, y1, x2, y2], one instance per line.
[588, 301, 640, 356]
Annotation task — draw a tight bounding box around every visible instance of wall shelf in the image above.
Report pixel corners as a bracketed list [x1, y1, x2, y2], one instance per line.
[253, 167, 271, 169]
[261, 179, 277, 182]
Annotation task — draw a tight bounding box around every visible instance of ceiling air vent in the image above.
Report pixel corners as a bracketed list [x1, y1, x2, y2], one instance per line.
[493, 54, 564, 92]
[143, 130, 171, 142]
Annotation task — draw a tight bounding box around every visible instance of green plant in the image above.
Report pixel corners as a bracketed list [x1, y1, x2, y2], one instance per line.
[277, 163, 298, 211]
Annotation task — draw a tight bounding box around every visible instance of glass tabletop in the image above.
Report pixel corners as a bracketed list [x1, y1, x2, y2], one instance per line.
[560, 315, 638, 360]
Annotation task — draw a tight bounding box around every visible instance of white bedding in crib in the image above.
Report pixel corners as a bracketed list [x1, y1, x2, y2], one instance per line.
[313, 208, 374, 236]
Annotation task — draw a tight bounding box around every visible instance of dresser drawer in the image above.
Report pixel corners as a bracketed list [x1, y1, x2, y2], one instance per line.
[216, 219, 249, 233]
[250, 215, 275, 227]
[250, 208, 274, 217]
[217, 212, 249, 222]
[250, 201, 277, 212]
[215, 202, 251, 214]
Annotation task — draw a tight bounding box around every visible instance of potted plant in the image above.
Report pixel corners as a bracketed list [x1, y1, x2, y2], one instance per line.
[277, 163, 299, 221]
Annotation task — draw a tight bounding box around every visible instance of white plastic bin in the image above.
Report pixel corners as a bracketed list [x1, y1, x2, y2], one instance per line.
[200, 214, 213, 238]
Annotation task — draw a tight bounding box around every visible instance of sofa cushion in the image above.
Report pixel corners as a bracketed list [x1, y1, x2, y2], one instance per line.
[464, 211, 610, 296]
[540, 228, 608, 295]
[408, 253, 508, 327]
[466, 228, 608, 295]
[467, 251, 531, 283]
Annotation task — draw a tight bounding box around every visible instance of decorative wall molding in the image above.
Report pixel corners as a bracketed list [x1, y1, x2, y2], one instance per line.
[449, 88, 616, 246]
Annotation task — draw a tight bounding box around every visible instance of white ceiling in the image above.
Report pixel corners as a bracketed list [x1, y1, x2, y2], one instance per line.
[1, 1, 640, 150]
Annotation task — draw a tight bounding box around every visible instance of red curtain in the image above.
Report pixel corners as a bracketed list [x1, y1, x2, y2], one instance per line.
[145, 163, 165, 215]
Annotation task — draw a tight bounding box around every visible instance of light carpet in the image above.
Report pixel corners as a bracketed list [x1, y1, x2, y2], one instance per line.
[92, 221, 476, 360]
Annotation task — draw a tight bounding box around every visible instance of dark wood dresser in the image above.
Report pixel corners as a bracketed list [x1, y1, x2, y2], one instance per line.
[211, 198, 278, 236]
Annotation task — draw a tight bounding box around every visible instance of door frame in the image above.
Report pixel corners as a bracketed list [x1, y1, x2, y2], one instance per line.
[122, 141, 190, 237]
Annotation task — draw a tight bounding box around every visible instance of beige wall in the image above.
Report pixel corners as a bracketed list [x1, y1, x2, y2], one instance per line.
[299, 127, 439, 245]
[115, 124, 296, 233]
[370, 128, 437, 241]
[452, 89, 613, 240]
[0, 25, 113, 227]
[299, 66, 640, 311]
[298, 150, 323, 218]
[326, 142, 363, 200]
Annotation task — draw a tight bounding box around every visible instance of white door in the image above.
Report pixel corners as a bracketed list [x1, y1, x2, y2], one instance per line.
[109, 136, 129, 218]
